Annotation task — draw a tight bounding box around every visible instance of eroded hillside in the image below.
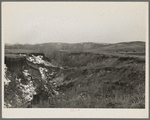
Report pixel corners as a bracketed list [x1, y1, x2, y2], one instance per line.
[4, 41, 145, 108]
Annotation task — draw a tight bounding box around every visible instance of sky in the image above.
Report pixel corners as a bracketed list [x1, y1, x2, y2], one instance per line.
[2, 2, 148, 44]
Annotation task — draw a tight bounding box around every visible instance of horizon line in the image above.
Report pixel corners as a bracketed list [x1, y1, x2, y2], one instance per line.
[5, 40, 145, 45]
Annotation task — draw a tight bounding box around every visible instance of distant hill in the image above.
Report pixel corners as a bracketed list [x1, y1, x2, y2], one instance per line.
[86, 41, 145, 53]
[5, 42, 111, 51]
[5, 41, 145, 53]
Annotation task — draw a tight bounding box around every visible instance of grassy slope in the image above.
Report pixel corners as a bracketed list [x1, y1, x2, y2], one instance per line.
[4, 41, 146, 108]
[45, 42, 144, 108]
[33, 51, 145, 108]
[85, 41, 145, 55]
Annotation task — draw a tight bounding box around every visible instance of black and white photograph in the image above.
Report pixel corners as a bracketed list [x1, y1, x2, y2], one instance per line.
[2, 1, 149, 118]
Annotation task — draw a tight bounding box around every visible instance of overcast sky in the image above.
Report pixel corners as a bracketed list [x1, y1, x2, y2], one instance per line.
[2, 2, 148, 44]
